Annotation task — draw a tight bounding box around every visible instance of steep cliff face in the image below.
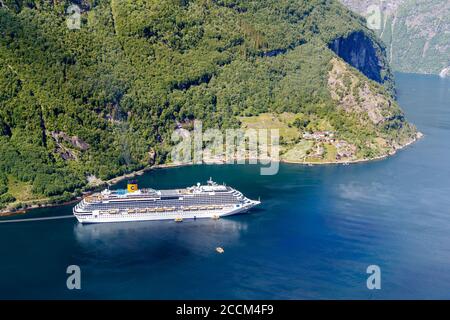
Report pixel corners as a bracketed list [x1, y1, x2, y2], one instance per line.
[329, 31, 383, 83]
[340, 0, 450, 75]
[328, 31, 394, 95]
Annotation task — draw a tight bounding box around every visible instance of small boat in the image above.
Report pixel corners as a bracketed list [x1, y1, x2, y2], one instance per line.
[174, 217, 183, 222]
[212, 215, 220, 220]
[216, 247, 224, 254]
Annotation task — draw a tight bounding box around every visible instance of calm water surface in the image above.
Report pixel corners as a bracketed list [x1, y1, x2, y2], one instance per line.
[0, 73, 449, 299]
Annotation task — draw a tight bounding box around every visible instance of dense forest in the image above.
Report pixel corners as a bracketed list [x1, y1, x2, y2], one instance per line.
[0, 0, 416, 209]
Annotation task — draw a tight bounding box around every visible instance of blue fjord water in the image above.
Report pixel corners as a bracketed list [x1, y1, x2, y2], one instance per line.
[0, 73, 449, 299]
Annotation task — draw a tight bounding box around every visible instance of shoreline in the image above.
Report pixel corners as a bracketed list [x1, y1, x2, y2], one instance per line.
[0, 162, 193, 218]
[0, 133, 422, 218]
[283, 132, 422, 165]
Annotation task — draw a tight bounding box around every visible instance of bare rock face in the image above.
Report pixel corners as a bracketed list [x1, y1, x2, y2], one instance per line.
[328, 58, 390, 125]
[50, 131, 90, 151]
[70, 136, 90, 151]
[148, 148, 156, 165]
[339, 0, 450, 75]
[49, 131, 90, 161]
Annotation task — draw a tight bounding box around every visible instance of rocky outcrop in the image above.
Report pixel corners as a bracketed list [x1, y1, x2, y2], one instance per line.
[49, 131, 90, 160]
[328, 58, 388, 125]
[50, 131, 90, 151]
[327, 57, 418, 156]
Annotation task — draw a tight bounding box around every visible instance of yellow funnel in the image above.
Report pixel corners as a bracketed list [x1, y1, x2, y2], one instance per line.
[127, 183, 138, 193]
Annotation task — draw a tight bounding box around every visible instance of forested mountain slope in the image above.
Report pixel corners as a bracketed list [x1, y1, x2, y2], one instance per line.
[340, 0, 450, 75]
[0, 0, 416, 210]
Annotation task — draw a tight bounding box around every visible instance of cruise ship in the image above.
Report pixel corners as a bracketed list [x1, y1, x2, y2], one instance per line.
[73, 179, 261, 224]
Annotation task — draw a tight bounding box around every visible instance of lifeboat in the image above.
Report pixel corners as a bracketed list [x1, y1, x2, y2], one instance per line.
[174, 217, 183, 222]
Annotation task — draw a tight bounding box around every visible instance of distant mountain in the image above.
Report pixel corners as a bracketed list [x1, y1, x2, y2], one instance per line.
[340, 0, 450, 75]
[0, 0, 417, 210]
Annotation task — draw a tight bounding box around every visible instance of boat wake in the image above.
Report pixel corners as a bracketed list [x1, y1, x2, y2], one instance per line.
[0, 215, 75, 224]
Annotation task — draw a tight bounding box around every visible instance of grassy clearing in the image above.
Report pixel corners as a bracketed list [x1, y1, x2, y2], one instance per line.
[282, 140, 314, 162]
[240, 113, 301, 143]
[7, 176, 48, 205]
[323, 143, 337, 161]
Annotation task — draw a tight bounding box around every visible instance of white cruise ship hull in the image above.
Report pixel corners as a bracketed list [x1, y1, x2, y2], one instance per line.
[74, 179, 261, 224]
[74, 202, 260, 224]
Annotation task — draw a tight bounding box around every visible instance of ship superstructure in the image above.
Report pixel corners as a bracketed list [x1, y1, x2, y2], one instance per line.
[73, 179, 260, 224]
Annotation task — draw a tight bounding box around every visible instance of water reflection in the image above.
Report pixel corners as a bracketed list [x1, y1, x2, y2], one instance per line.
[73, 218, 248, 262]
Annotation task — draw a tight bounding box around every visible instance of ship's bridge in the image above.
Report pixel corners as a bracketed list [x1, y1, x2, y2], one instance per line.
[198, 178, 228, 192]
[200, 185, 228, 192]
